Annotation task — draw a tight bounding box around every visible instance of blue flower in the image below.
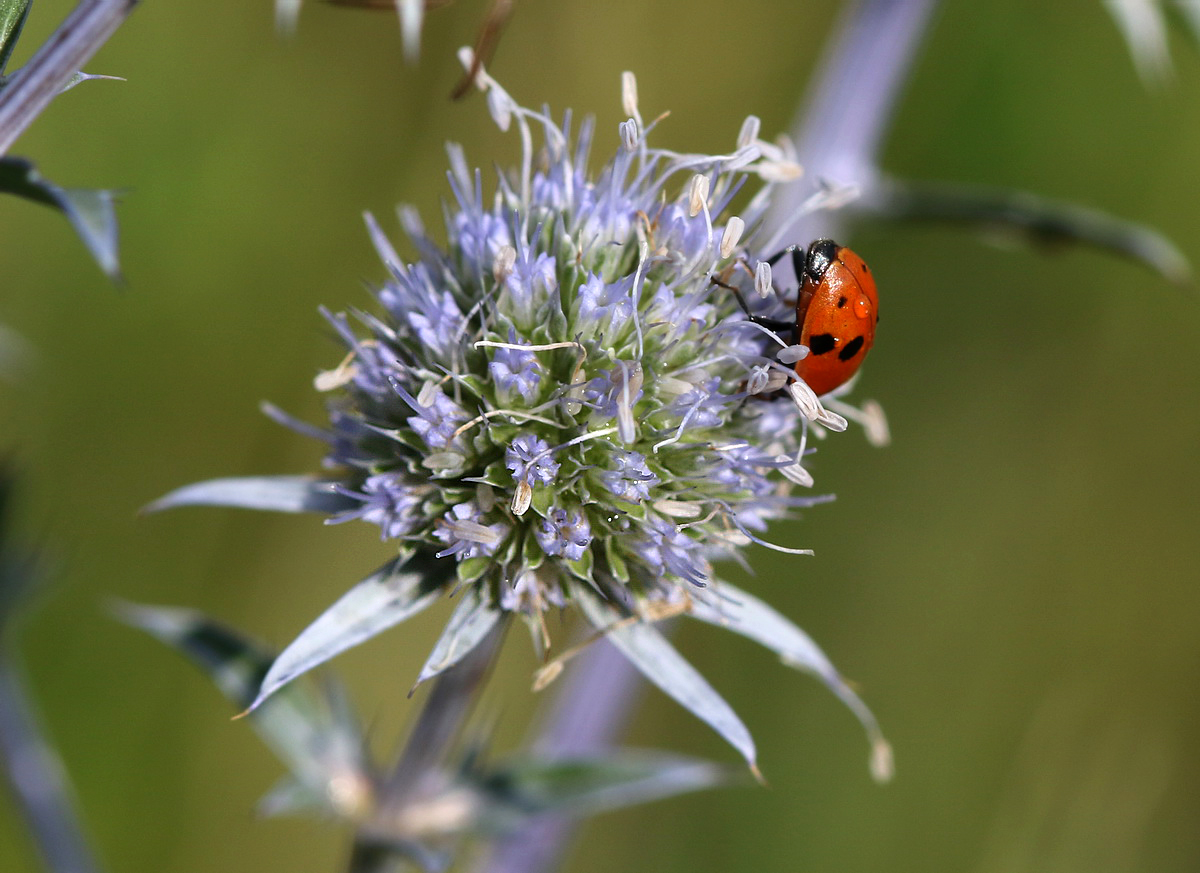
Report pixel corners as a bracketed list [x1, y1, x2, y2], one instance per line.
[402, 386, 468, 451]
[488, 331, 542, 403]
[433, 501, 508, 560]
[599, 450, 659, 502]
[327, 473, 423, 541]
[310, 62, 881, 622]
[633, 516, 709, 589]
[535, 507, 592, 561]
[505, 434, 560, 487]
[173, 63, 889, 777]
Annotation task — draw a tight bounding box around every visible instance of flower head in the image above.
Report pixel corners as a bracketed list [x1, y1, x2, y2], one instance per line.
[322, 75, 846, 596]
[236, 56, 888, 777]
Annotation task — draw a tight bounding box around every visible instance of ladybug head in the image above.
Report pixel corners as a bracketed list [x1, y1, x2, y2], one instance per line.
[804, 239, 840, 284]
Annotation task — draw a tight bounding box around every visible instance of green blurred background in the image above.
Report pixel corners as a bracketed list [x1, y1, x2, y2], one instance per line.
[2, 1, 1200, 871]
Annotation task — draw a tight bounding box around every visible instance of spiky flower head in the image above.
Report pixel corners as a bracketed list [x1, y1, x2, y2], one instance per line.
[176, 53, 889, 779]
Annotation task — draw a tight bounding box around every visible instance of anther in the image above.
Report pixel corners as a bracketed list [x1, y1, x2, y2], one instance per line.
[737, 115, 761, 150]
[621, 71, 639, 120]
[688, 174, 710, 218]
[754, 260, 773, 298]
[619, 119, 639, 151]
[720, 217, 744, 259]
[493, 246, 517, 282]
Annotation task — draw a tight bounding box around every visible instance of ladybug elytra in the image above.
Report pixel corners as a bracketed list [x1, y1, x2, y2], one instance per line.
[789, 239, 879, 396]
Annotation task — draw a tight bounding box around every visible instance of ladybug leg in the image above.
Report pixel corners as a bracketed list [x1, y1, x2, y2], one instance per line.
[710, 275, 794, 335]
[763, 244, 808, 286]
[763, 244, 802, 268]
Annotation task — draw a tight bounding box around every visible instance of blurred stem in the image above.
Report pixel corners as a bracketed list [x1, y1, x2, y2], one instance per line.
[474, 4, 939, 873]
[0, 0, 33, 77]
[384, 621, 506, 797]
[0, 653, 104, 873]
[764, 0, 938, 250]
[0, 0, 139, 157]
[473, 638, 643, 873]
[872, 178, 1191, 283]
[347, 620, 507, 871]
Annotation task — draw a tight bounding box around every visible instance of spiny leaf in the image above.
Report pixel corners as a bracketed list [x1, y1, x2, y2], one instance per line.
[250, 551, 453, 711]
[1175, 0, 1200, 48]
[0, 157, 121, 280]
[475, 750, 730, 825]
[398, 0, 423, 62]
[144, 474, 358, 515]
[690, 582, 893, 782]
[412, 584, 504, 691]
[4, 67, 126, 94]
[116, 603, 373, 817]
[575, 589, 758, 774]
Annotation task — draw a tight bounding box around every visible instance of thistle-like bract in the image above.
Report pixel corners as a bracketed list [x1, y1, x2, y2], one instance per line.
[162, 54, 890, 779]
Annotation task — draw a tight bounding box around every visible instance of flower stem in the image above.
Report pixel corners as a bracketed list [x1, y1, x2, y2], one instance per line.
[348, 618, 507, 871]
[0, 0, 139, 157]
[472, 637, 644, 873]
[384, 619, 507, 799]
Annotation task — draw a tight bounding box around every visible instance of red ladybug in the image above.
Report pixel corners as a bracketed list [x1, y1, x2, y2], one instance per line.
[789, 239, 879, 396]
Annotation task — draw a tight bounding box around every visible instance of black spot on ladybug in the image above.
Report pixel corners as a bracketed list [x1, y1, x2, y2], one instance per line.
[836, 296, 847, 308]
[838, 336, 864, 361]
[809, 333, 837, 355]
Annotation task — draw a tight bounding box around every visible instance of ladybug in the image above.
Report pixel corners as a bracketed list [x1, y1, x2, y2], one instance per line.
[787, 239, 879, 396]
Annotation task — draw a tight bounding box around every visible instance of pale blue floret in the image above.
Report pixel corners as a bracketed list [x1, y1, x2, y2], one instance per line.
[407, 285, 466, 359]
[401, 387, 469, 451]
[433, 501, 507, 560]
[327, 473, 421, 540]
[711, 444, 783, 496]
[634, 516, 708, 588]
[536, 507, 592, 561]
[503, 243, 557, 325]
[488, 331, 541, 403]
[599, 450, 659, 502]
[575, 272, 635, 340]
[505, 433, 560, 487]
[655, 201, 718, 264]
[453, 204, 512, 276]
[747, 399, 802, 445]
[645, 282, 717, 332]
[664, 377, 728, 431]
[581, 367, 645, 422]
